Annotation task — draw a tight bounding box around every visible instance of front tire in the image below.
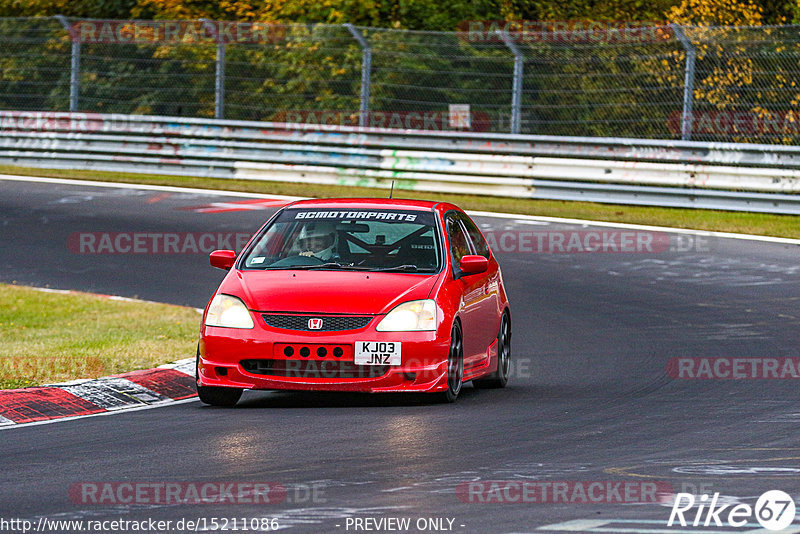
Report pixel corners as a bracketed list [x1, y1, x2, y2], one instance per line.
[436, 321, 464, 403]
[473, 311, 511, 389]
[197, 385, 242, 407]
[196, 348, 243, 407]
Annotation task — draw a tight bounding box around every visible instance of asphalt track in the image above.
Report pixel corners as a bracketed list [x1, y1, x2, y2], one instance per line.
[1, 176, 800, 533]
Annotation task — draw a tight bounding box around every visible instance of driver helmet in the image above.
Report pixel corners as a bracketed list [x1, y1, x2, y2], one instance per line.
[297, 221, 337, 260]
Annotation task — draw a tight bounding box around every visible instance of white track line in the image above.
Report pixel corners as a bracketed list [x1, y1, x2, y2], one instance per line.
[30, 286, 204, 312]
[2, 173, 798, 245]
[469, 210, 800, 245]
[0, 173, 304, 200]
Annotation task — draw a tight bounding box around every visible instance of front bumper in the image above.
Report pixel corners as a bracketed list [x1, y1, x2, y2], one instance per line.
[199, 323, 451, 393]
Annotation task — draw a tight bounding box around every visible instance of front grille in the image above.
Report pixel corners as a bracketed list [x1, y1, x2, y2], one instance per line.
[241, 359, 390, 379]
[261, 314, 372, 331]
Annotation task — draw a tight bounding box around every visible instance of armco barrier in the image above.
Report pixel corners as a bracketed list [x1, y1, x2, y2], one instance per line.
[0, 111, 798, 214]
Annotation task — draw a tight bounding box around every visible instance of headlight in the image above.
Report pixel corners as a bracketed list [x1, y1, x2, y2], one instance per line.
[205, 294, 254, 329]
[376, 299, 437, 331]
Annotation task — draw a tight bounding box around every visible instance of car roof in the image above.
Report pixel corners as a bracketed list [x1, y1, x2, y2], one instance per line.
[286, 198, 450, 211]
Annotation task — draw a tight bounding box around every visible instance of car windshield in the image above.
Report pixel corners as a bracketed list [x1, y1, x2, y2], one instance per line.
[241, 208, 441, 273]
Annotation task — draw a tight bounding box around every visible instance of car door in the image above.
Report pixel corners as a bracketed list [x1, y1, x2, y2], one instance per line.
[454, 212, 500, 360]
[445, 212, 485, 365]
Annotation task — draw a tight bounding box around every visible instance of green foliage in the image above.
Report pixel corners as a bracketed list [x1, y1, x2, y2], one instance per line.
[0, 0, 137, 18]
[0, 0, 799, 144]
[0, 0, 797, 31]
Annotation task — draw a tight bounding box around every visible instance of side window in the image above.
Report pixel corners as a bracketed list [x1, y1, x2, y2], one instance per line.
[446, 215, 473, 275]
[457, 214, 491, 259]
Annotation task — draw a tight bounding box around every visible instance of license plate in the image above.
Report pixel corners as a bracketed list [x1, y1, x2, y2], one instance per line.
[354, 341, 401, 366]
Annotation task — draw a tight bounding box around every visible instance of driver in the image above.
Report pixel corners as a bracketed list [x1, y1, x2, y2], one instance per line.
[296, 221, 338, 261]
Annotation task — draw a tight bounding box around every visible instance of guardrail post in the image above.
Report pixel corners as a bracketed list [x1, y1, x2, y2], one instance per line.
[345, 24, 371, 128]
[55, 15, 80, 112]
[672, 24, 696, 141]
[201, 19, 226, 119]
[497, 30, 523, 135]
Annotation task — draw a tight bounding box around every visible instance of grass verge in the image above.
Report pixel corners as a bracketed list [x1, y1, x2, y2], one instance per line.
[0, 283, 200, 389]
[0, 165, 798, 239]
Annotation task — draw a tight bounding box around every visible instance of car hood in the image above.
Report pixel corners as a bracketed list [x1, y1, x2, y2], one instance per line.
[219, 269, 441, 315]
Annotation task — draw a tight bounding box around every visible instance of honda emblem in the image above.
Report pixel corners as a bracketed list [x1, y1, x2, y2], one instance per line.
[308, 318, 323, 330]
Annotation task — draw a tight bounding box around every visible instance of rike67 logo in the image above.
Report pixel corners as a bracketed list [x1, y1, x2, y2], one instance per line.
[668, 490, 796, 531]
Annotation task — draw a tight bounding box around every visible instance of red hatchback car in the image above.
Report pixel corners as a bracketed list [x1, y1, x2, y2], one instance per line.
[197, 198, 511, 405]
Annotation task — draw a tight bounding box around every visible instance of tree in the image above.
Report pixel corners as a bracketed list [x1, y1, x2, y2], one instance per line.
[0, 0, 137, 18]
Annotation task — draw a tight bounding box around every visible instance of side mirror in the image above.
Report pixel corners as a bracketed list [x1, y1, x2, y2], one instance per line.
[210, 250, 236, 270]
[459, 255, 488, 276]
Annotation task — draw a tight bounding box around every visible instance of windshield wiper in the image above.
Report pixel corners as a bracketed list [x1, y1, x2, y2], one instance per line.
[257, 263, 435, 272]
[362, 264, 437, 273]
[287, 262, 373, 270]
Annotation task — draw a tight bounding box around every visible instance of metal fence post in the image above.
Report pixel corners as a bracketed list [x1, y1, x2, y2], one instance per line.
[345, 24, 371, 128]
[672, 24, 696, 141]
[201, 19, 225, 119]
[214, 43, 226, 119]
[55, 15, 80, 112]
[497, 30, 523, 135]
